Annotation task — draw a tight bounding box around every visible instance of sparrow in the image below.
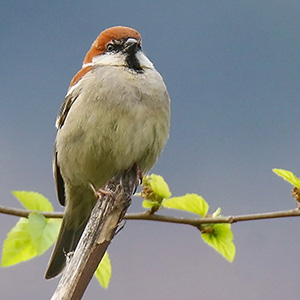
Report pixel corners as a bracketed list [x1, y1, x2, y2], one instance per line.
[45, 26, 170, 279]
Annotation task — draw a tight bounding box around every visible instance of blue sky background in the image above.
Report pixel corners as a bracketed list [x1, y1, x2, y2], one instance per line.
[1, 1, 300, 299]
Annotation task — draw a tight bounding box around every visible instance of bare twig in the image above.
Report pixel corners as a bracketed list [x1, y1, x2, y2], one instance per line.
[125, 208, 300, 226]
[1, 204, 300, 227]
[0, 206, 63, 218]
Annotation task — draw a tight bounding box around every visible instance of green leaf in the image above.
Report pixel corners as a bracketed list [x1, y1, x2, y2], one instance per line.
[140, 175, 171, 212]
[142, 200, 159, 209]
[163, 194, 209, 217]
[12, 191, 53, 212]
[201, 224, 235, 262]
[149, 174, 172, 199]
[94, 252, 112, 289]
[28, 213, 61, 255]
[212, 207, 221, 218]
[273, 169, 300, 189]
[1, 218, 36, 266]
[1, 213, 61, 267]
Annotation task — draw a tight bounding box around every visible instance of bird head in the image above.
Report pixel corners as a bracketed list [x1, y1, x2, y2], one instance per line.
[69, 26, 154, 87]
[83, 26, 153, 72]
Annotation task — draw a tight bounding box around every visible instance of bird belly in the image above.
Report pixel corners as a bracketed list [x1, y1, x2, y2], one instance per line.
[55, 67, 170, 190]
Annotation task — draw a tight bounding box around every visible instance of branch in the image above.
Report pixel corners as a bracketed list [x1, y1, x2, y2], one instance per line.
[1, 204, 300, 227]
[125, 208, 300, 226]
[0, 206, 63, 218]
[51, 170, 136, 300]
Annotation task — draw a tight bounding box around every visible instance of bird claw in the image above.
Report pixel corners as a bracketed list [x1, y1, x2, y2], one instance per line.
[115, 220, 126, 236]
[89, 182, 114, 200]
[131, 163, 142, 194]
[64, 250, 74, 262]
[136, 164, 143, 185]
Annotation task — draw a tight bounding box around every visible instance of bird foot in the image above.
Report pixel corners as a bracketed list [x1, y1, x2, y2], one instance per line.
[89, 182, 114, 200]
[136, 164, 143, 185]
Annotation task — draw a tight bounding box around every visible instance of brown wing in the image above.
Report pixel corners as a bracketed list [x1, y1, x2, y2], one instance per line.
[53, 148, 65, 206]
[55, 92, 79, 129]
[54, 91, 79, 206]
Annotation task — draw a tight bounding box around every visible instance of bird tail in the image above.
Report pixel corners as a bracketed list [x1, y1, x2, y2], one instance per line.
[44, 217, 86, 279]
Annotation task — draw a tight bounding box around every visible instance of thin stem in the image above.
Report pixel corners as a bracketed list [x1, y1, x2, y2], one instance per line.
[0, 205, 299, 227]
[0, 206, 63, 218]
[125, 209, 300, 226]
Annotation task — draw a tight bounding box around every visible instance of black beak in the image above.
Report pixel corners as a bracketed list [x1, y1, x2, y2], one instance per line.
[123, 38, 140, 55]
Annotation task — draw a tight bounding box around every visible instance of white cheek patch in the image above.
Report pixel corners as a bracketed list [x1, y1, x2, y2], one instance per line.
[90, 53, 125, 67]
[136, 52, 154, 69]
[83, 51, 154, 70]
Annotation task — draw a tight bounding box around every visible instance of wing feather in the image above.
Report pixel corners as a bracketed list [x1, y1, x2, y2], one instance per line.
[55, 91, 80, 129]
[54, 89, 80, 205]
[53, 148, 65, 206]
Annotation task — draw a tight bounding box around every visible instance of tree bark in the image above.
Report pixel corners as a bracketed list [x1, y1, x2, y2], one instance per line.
[51, 170, 136, 300]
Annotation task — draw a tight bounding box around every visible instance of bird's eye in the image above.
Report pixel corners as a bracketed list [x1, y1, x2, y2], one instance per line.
[106, 43, 115, 52]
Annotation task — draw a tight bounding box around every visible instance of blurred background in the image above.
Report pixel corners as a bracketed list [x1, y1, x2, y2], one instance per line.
[0, 1, 300, 299]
